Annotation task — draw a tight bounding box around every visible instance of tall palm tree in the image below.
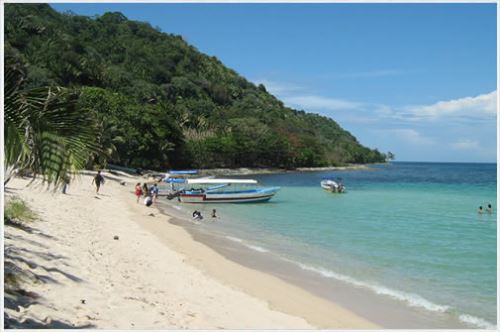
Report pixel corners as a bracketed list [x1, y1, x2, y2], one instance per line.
[4, 52, 100, 187]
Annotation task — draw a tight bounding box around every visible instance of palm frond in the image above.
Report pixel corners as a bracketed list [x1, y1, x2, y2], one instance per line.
[4, 53, 101, 188]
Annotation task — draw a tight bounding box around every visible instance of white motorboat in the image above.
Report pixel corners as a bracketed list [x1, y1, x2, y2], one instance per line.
[321, 177, 346, 193]
[164, 178, 280, 203]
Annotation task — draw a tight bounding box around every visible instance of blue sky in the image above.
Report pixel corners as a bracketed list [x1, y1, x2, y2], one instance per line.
[51, 3, 497, 162]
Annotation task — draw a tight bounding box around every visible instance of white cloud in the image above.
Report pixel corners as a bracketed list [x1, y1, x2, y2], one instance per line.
[251, 79, 302, 95]
[252, 78, 362, 111]
[254, 78, 496, 127]
[451, 139, 481, 151]
[401, 91, 497, 121]
[284, 95, 362, 111]
[384, 128, 434, 145]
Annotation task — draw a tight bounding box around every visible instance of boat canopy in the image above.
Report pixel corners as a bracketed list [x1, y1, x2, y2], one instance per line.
[164, 178, 186, 183]
[322, 176, 343, 180]
[164, 178, 258, 184]
[168, 170, 198, 174]
[188, 178, 258, 184]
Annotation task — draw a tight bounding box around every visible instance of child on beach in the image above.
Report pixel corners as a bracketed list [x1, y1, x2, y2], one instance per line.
[144, 195, 153, 207]
[135, 183, 143, 203]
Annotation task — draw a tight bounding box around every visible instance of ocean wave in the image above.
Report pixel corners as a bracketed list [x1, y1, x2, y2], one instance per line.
[220, 239, 495, 328]
[224, 236, 269, 253]
[224, 235, 243, 243]
[286, 259, 450, 313]
[245, 244, 269, 253]
[459, 314, 497, 329]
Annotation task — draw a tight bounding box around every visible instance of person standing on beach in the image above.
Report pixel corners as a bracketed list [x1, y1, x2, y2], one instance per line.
[62, 175, 70, 194]
[142, 183, 149, 197]
[135, 183, 143, 203]
[92, 170, 104, 194]
[151, 183, 159, 203]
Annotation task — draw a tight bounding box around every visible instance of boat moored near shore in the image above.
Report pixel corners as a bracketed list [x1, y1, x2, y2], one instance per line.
[164, 178, 280, 203]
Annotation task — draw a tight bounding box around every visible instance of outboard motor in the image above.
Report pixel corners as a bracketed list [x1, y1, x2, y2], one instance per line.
[166, 190, 183, 200]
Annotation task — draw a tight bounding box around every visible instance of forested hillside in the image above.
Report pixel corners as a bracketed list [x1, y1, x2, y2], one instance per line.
[5, 4, 386, 169]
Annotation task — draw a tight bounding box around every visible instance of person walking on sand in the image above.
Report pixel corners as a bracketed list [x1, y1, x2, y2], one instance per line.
[92, 170, 105, 194]
[211, 209, 217, 219]
[135, 183, 143, 203]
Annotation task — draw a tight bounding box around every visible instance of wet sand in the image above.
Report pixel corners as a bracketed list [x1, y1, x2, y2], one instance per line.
[156, 201, 471, 329]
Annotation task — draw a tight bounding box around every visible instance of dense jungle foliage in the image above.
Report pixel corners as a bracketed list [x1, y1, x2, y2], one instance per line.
[5, 4, 387, 170]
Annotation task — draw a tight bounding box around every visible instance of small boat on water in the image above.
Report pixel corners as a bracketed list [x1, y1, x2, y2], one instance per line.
[158, 170, 202, 196]
[164, 178, 280, 203]
[321, 177, 346, 193]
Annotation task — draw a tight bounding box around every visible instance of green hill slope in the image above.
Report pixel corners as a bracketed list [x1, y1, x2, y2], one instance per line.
[5, 4, 386, 169]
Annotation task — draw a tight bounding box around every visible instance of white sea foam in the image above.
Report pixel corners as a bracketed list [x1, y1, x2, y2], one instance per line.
[286, 259, 450, 313]
[225, 235, 243, 243]
[245, 244, 269, 253]
[459, 314, 497, 329]
[221, 238, 494, 328]
[224, 236, 269, 253]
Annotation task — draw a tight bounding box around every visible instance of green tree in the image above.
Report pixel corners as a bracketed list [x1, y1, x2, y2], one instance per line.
[4, 3, 389, 170]
[4, 47, 99, 187]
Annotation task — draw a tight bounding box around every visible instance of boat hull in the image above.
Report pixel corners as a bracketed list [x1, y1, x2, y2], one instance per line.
[179, 188, 279, 203]
[320, 180, 346, 193]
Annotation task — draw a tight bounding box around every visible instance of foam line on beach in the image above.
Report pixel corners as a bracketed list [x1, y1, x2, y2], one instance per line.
[225, 236, 244, 243]
[245, 244, 270, 253]
[458, 314, 496, 329]
[224, 236, 270, 253]
[285, 259, 496, 329]
[289, 260, 448, 311]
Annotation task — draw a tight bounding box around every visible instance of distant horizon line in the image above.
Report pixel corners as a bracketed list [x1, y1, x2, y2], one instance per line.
[388, 160, 497, 164]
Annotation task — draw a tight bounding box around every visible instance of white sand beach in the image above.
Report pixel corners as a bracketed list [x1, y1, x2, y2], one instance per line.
[4, 172, 378, 329]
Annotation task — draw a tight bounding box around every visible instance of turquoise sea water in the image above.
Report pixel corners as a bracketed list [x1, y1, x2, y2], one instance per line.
[163, 162, 497, 328]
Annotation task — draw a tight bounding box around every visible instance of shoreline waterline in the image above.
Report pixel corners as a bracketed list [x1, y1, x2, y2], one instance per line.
[151, 162, 496, 329]
[154, 202, 476, 329]
[5, 168, 494, 329]
[5, 174, 315, 329]
[129, 202, 379, 329]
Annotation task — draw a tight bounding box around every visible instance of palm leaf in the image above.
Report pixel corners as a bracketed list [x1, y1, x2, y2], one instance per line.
[4, 53, 100, 187]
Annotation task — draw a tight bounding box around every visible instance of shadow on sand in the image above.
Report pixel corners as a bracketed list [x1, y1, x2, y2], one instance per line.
[4, 222, 90, 329]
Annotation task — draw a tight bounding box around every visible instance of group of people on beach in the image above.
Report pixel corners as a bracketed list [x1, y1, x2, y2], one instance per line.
[478, 204, 493, 215]
[135, 182, 159, 206]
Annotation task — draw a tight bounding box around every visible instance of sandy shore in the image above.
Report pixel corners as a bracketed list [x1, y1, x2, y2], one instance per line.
[4, 172, 378, 329]
[134, 164, 376, 178]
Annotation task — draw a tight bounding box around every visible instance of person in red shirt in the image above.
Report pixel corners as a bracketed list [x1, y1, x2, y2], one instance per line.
[135, 183, 143, 203]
